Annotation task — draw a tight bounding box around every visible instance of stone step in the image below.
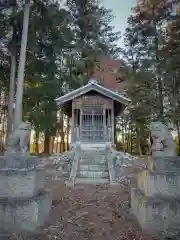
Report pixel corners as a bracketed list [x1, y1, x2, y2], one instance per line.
[81, 157, 106, 160]
[81, 150, 106, 154]
[75, 177, 109, 185]
[80, 157, 105, 161]
[81, 152, 106, 155]
[80, 155, 106, 160]
[81, 151, 106, 154]
[80, 144, 106, 150]
[80, 159, 106, 163]
[77, 170, 109, 178]
[79, 164, 107, 171]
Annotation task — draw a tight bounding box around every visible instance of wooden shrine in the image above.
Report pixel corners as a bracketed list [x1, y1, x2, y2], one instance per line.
[55, 79, 130, 145]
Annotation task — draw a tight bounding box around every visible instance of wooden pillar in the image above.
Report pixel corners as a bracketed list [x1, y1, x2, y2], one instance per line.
[103, 105, 106, 142]
[71, 104, 74, 143]
[112, 100, 114, 144]
[107, 109, 110, 142]
[92, 109, 94, 141]
[80, 105, 82, 142]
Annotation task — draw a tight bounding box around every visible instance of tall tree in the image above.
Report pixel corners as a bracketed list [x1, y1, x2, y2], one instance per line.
[162, 12, 180, 152]
[128, 0, 169, 121]
[66, 0, 121, 87]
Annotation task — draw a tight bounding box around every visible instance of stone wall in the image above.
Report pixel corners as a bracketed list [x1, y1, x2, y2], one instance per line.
[131, 188, 180, 234]
[0, 156, 52, 235]
[131, 156, 180, 237]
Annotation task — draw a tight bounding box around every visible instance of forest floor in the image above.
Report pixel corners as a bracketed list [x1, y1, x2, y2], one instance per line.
[22, 167, 153, 240]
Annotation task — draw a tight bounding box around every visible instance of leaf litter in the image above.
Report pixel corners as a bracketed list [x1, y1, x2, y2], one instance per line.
[19, 170, 153, 240]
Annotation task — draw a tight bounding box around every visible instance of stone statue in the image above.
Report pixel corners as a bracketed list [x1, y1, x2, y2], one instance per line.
[5, 120, 31, 155]
[150, 121, 177, 157]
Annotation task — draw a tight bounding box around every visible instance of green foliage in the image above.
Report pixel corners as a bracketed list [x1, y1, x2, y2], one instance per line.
[1, 0, 121, 153]
[120, 0, 180, 154]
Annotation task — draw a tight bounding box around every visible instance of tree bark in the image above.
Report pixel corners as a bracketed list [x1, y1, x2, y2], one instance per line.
[51, 136, 55, 153]
[114, 117, 117, 146]
[59, 111, 65, 152]
[176, 120, 180, 154]
[130, 122, 133, 153]
[152, 6, 164, 122]
[35, 130, 39, 154]
[44, 130, 50, 154]
[136, 127, 142, 155]
[121, 118, 125, 152]
[67, 117, 70, 151]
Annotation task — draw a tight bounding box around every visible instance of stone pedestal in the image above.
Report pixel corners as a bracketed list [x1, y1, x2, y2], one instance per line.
[0, 154, 52, 235]
[131, 156, 180, 237]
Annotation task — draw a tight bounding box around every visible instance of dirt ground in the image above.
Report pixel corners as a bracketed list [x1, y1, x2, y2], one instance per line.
[25, 169, 153, 240]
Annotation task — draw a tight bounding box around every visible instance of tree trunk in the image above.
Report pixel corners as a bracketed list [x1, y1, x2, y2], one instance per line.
[61, 131, 65, 152]
[152, 7, 164, 122]
[44, 130, 50, 154]
[130, 122, 133, 153]
[60, 112, 65, 152]
[114, 117, 117, 146]
[124, 118, 127, 152]
[7, 54, 16, 135]
[136, 128, 142, 155]
[176, 120, 180, 154]
[157, 75, 164, 122]
[122, 119, 126, 152]
[55, 135, 59, 153]
[121, 119, 125, 152]
[35, 130, 39, 154]
[66, 117, 70, 151]
[2, 96, 8, 152]
[51, 136, 55, 153]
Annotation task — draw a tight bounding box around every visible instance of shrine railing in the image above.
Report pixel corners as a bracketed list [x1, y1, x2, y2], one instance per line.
[68, 143, 81, 186]
[105, 144, 117, 184]
[72, 126, 113, 143]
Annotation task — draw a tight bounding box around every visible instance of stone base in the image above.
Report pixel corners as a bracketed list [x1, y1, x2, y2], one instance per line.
[65, 179, 75, 188]
[1, 153, 40, 169]
[152, 156, 180, 171]
[0, 168, 45, 198]
[137, 169, 180, 198]
[131, 188, 180, 236]
[0, 190, 52, 234]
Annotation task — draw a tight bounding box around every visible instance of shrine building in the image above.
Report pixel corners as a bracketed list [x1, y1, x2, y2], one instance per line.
[55, 78, 130, 145]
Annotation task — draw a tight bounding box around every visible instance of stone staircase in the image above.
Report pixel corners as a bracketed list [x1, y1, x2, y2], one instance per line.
[75, 147, 109, 185]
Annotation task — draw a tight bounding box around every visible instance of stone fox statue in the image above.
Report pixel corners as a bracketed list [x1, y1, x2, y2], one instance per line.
[150, 121, 177, 157]
[5, 121, 31, 155]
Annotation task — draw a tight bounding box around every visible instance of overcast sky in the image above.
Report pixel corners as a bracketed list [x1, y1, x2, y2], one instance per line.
[101, 0, 136, 47]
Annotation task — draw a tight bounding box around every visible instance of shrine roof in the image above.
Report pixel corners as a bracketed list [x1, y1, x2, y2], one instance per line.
[55, 78, 131, 106]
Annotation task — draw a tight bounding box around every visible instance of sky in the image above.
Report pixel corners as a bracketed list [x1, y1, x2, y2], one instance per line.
[101, 0, 137, 48]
